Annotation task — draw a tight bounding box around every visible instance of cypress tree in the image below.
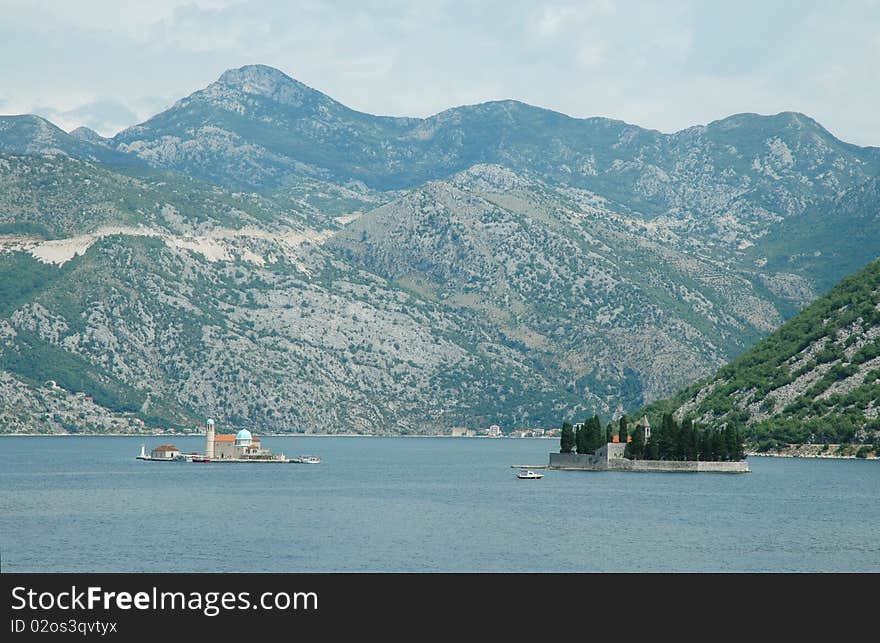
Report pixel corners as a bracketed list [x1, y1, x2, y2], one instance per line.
[645, 436, 659, 460]
[618, 415, 629, 444]
[724, 425, 744, 461]
[560, 421, 575, 453]
[605, 424, 613, 444]
[699, 427, 713, 461]
[690, 423, 700, 461]
[578, 417, 592, 453]
[575, 422, 587, 454]
[723, 426, 734, 461]
[711, 430, 726, 461]
[627, 426, 646, 459]
[673, 418, 685, 460]
[732, 427, 746, 461]
[681, 418, 696, 461]
[658, 413, 678, 460]
[589, 416, 603, 452]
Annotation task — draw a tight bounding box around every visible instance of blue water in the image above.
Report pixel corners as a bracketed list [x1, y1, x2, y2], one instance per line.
[1, 436, 879, 572]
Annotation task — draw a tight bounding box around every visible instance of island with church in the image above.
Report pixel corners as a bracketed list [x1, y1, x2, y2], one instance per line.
[548, 414, 749, 473]
[136, 418, 320, 464]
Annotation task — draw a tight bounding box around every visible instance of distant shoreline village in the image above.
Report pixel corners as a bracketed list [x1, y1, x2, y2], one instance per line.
[136, 418, 319, 464]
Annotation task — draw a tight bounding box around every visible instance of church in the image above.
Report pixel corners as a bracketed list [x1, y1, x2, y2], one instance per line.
[204, 419, 285, 461]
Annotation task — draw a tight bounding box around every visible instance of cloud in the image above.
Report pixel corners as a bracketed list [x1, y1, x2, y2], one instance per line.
[32, 99, 140, 136]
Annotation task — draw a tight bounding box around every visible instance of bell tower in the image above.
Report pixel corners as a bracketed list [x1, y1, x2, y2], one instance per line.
[205, 418, 215, 460]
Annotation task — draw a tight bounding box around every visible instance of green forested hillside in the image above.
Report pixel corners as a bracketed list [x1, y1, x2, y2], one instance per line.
[641, 259, 880, 451]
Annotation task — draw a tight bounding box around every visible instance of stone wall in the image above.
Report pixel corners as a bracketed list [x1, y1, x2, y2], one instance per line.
[548, 450, 749, 473]
[550, 452, 603, 469]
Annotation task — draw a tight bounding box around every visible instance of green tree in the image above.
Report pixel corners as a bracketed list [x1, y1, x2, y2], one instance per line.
[681, 418, 697, 461]
[653, 413, 675, 459]
[575, 422, 587, 454]
[712, 430, 727, 461]
[560, 421, 575, 453]
[645, 436, 659, 460]
[586, 415, 604, 453]
[618, 415, 629, 444]
[698, 427, 713, 461]
[626, 426, 646, 459]
[727, 425, 745, 461]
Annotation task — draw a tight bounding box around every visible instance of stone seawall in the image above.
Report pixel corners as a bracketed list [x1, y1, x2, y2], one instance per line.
[548, 452, 749, 473]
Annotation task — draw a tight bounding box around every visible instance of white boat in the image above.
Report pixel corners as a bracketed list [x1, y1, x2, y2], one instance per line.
[293, 455, 321, 464]
[516, 469, 543, 479]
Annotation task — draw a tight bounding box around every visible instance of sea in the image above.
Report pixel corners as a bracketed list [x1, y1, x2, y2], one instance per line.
[1, 435, 879, 572]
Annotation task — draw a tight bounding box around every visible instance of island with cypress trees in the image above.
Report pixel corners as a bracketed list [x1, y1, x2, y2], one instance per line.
[549, 413, 749, 473]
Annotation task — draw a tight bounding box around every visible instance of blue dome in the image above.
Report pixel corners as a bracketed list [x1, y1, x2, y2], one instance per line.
[235, 429, 252, 441]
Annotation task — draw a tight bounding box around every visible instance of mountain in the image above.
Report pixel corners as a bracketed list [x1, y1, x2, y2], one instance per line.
[109, 65, 880, 200]
[747, 177, 880, 293]
[0, 154, 581, 434]
[69, 126, 111, 146]
[111, 65, 418, 191]
[642, 258, 880, 451]
[0, 64, 879, 434]
[0, 115, 139, 167]
[328, 165, 799, 411]
[0, 151, 315, 238]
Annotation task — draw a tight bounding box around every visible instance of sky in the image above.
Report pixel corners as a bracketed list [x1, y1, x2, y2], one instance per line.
[1, 0, 878, 145]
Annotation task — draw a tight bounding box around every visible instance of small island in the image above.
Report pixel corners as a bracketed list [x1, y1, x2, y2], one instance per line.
[136, 418, 309, 463]
[548, 414, 749, 473]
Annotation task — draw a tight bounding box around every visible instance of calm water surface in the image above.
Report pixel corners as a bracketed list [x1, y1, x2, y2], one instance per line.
[1, 436, 878, 572]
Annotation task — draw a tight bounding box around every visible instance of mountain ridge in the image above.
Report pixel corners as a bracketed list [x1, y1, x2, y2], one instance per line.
[100, 65, 880, 195]
[0, 64, 878, 434]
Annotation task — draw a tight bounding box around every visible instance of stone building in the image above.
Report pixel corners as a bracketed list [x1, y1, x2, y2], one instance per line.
[213, 429, 276, 460]
[150, 444, 180, 459]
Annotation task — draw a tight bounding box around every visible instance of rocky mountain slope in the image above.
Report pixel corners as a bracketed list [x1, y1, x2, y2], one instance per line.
[747, 177, 880, 293]
[642, 258, 880, 449]
[0, 64, 878, 434]
[330, 166, 782, 410]
[108, 65, 880, 200]
[0, 115, 140, 168]
[0, 156, 580, 433]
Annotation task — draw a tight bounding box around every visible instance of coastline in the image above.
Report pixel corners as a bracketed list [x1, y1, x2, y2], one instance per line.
[0, 432, 557, 439]
[1, 433, 874, 458]
[747, 452, 879, 460]
[746, 444, 879, 460]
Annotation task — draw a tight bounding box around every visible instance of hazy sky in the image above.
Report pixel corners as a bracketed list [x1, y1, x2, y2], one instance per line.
[1, 0, 878, 145]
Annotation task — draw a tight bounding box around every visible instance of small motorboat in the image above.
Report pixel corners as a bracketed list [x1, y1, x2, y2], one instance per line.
[293, 455, 321, 464]
[516, 469, 543, 479]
